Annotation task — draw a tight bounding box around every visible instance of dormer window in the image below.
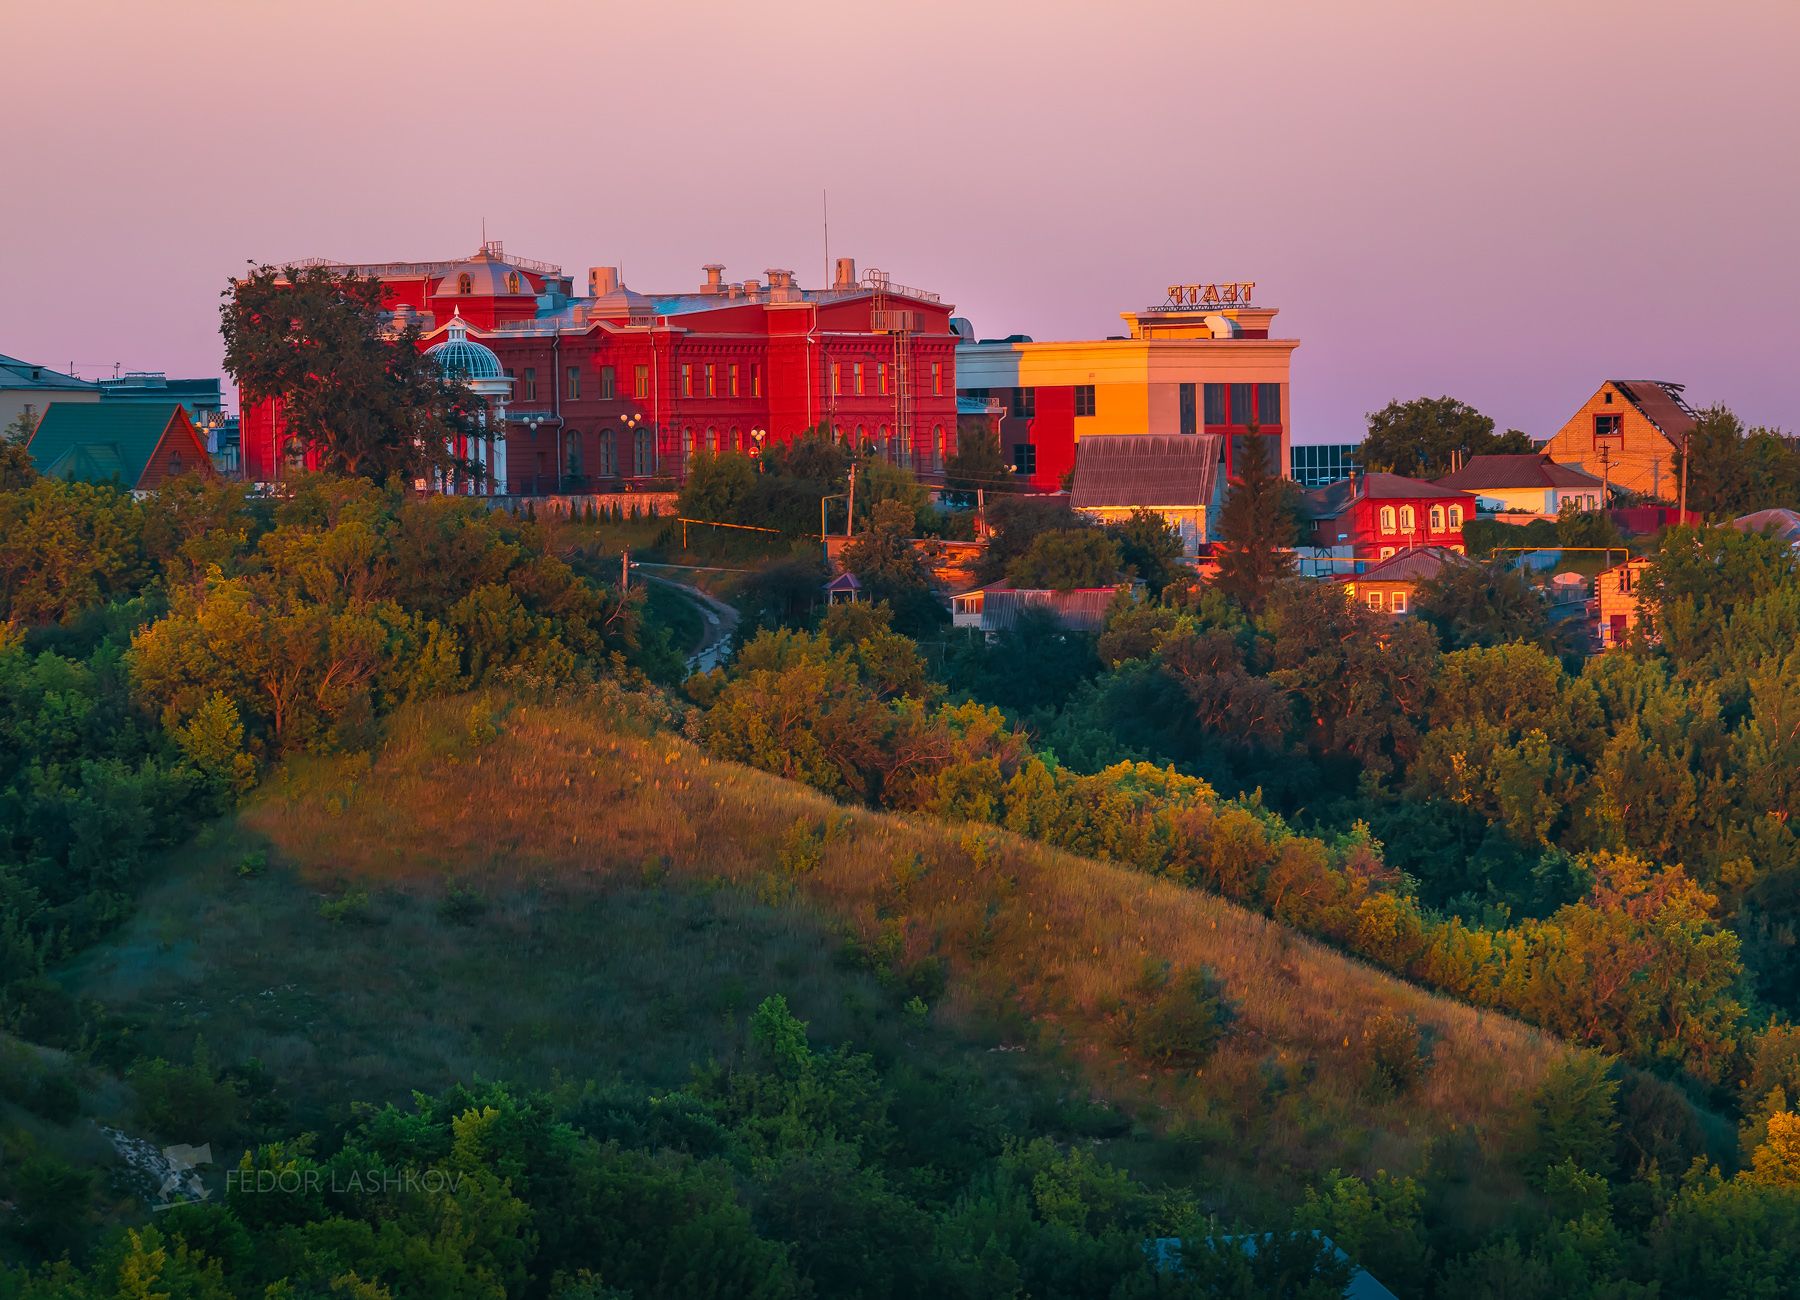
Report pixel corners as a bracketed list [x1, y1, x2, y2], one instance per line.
[506, 272, 521, 294]
[457, 273, 473, 294]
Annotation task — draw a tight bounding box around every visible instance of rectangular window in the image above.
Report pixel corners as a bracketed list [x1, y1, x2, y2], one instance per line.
[634, 365, 650, 399]
[1368, 591, 1386, 611]
[1594, 413, 1623, 442]
[932, 362, 943, 396]
[523, 368, 537, 402]
[599, 365, 616, 400]
[1391, 591, 1408, 614]
[1231, 384, 1254, 425]
[1011, 387, 1036, 419]
[877, 362, 888, 395]
[681, 364, 693, 398]
[1178, 383, 1197, 436]
[704, 364, 717, 398]
[1203, 383, 1227, 425]
[751, 363, 762, 397]
[964, 387, 989, 404]
[1074, 384, 1097, 418]
[566, 367, 581, 399]
[1256, 382, 1282, 425]
[1012, 443, 1037, 476]
[729, 363, 740, 397]
[832, 363, 842, 396]
[854, 362, 865, 396]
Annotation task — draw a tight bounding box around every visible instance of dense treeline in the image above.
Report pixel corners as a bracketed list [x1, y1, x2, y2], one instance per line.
[4, 997, 1378, 1298]
[683, 503, 1800, 1293]
[0, 465, 659, 1040]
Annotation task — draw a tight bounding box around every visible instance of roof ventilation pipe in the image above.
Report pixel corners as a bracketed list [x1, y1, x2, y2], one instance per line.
[701, 264, 725, 294]
[589, 266, 620, 296]
[1202, 313, 1239, 339]
[833, 257, 857, 289]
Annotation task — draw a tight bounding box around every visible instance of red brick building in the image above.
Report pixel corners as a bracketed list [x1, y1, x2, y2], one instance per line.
[242, 245, 960, 493]
[1301, 471, 1473, 564]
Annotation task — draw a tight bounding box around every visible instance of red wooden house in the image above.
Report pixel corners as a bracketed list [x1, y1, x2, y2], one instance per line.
[1301, 471, 1473, 564]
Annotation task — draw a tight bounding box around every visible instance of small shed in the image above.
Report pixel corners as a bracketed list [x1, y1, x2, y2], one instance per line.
[823, 572, 864, 605]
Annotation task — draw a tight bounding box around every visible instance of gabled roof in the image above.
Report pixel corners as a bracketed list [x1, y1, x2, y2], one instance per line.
[1730, 508, 1800, 546]
[1069, 434, 1222, 509]
[1434, 454, 1603, 492]
[1608, 380, 1697, 442]
[0, 353, 99, 393]
[1301, 471, 1469, 519]
[27, 402, 196, 487]
[1348, 545, 1472, 585]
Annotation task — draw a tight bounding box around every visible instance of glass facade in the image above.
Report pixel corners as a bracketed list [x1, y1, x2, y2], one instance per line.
[1290, 442, 1364, 488]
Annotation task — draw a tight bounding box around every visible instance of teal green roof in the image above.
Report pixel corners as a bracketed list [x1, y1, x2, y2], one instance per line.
[28, 402, 190, 487]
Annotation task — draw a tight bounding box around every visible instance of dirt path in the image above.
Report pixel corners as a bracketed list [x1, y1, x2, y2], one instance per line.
[635, 564, 742, 673]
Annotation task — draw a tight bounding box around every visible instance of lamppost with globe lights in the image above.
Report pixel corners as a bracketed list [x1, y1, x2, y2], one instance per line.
[622, 412, 647, 484]
[749, 427, 768, 472]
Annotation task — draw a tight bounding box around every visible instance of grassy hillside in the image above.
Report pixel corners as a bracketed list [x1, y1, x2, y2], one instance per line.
[65, 692, 1577, 1215]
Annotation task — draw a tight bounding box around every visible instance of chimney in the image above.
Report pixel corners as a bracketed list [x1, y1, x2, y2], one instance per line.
[743, 277, 763, 301]
[833, 257, 857, 290]
[765, 268, 795, 300]
[701, 263, 726, 295]
[588, 266, 620, 296]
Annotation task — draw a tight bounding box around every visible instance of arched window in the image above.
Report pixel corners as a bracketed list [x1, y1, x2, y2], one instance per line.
[505, 272, 521, 294]
[707, 426, 720, 453]
[1429, 504, 1445, 532]
[600, 429, 616, 477]
[730, 426, 742, 452]
[932, 424, 945, 471]
[1448, 505, 1464, 529]
[635, 428, 655, 476]
[855, 424, 866, 451]
[1399, 505, 1416, 532]
[1379, 505, 1397, 533]
[900, 423, 912, 463]
[457, 273, 472, 294]
[566, 432, 582, 481]
[683, 427, 696, 468]
[1379, 546, 1396, 559]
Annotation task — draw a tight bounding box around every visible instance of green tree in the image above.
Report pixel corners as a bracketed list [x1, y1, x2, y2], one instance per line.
[1414, 558, 1556, 651]
[943, 423, 1010, 498]
[839, 499, 944, 633]
[1, 409, 39, 491]
[1362, 396, 1533, 478]
[1104, 509, 1184, 595]
[1213, 437, 1301, 614]
[221, 264, 483, 484]
[1004, 529, 1123, 590]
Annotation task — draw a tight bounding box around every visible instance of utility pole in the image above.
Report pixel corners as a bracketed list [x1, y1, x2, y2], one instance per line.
[1678, 430, 1691, 524]
[845, 461, 856, 536]
[620, 547, 629, 592]
[1598, 443, 1612, 508]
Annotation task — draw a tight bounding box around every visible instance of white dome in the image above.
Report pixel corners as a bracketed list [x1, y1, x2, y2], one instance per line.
[431, 250, 532, 299]
[424, 313, 505, 382]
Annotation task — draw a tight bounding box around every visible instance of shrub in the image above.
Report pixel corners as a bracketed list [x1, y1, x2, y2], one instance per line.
[128, 1044, 245, 1142]
[1360, 1012, 1430, 1096]
[439, 884, 487, 925]
[1119, 962, 1234, 1067]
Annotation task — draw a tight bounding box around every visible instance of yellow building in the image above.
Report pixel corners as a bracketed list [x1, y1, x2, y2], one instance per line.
[1543, 380, 1697, 502]
[954, 282, 1299, 491]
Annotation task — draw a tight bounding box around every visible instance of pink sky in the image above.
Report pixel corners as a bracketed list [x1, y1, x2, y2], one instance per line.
[3, 0, 1795, 440]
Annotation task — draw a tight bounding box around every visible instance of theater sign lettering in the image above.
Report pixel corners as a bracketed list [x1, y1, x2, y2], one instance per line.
[1163, 282, 1255, 308]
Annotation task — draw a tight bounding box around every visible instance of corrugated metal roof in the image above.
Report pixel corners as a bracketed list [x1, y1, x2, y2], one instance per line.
[1434, 455, 1603, 491]
[1730, 508, 1800, 546]
[977, 585, 1126, 632]
[1347, 545, 1471, 584]
[1069, 434, 1222, 509]
[28, 402, 189, 487]
[1610, 380, 1697, 442]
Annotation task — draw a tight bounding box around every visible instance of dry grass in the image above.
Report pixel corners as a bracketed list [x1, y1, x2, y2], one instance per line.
[223, 694, 1575, 1194]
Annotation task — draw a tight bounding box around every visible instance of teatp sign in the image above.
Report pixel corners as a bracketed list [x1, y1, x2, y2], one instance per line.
[1164, 282, 1255, 308]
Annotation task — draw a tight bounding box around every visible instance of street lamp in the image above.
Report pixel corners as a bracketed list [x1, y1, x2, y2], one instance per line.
[750, 426, 767, 472]
[623, 412, 644, 480]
